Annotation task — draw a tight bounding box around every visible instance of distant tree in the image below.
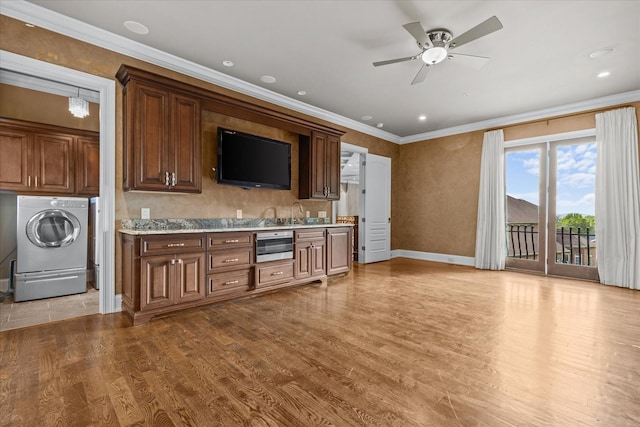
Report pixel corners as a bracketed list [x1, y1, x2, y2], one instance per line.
[557, 213, 595, 230]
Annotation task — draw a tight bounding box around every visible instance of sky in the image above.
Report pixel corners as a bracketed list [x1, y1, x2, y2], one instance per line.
[506, 142, 596, 216]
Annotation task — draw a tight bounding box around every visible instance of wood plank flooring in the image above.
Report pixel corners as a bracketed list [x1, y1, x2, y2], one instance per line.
[1, 258, 639, 426]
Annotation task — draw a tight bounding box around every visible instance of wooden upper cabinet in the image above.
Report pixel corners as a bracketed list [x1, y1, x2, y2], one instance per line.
[34, 132, 74, 193]
[76, 136, 100, 196]
[0, 118, 97, 195]
[0, 123, 30, 191]
[118, 66, 201, 193]
[299, 131, 341, 200]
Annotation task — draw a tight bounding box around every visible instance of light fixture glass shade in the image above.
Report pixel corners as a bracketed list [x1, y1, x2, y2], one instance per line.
[421, 47, 448, 65]
[69, 96, 89, 118]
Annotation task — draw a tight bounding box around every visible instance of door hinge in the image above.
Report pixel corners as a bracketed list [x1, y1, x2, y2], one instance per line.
[362, 161, 366, 166]
[362, 189, 366, 194]
[362, 218, 365, 222]
[361, 246, 365, 250]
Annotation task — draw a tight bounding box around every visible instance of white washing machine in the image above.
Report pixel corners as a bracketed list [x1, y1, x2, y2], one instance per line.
[15, 195, 88, 302]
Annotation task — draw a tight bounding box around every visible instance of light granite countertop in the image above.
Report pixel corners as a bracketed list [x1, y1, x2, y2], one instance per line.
[119, 218, 354, 235]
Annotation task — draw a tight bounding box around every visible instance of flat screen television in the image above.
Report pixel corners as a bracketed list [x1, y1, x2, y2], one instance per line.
[217, 128, 291, 190]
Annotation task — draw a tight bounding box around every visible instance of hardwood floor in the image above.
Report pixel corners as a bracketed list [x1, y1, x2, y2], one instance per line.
[1, 258, 639, 426]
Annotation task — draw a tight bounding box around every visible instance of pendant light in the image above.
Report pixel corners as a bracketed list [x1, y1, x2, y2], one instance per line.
[68, 88, 89, 118]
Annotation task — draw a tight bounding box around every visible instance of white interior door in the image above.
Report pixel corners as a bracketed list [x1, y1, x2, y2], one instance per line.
[362, 153, 391, 263]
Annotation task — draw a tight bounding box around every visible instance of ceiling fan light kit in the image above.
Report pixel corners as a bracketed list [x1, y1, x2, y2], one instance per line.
[373, 16, 503, 85]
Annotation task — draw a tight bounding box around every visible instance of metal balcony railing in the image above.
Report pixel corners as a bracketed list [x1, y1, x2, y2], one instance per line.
[506, 223, 539, 260]
[506, 223, 597, 267]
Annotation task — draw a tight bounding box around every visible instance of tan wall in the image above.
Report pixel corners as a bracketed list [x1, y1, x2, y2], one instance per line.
[394, 101, 640, 258]
[0, 84, 100, 131]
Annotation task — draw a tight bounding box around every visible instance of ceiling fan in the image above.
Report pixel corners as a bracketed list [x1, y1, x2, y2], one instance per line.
[373, 16, 503, 85]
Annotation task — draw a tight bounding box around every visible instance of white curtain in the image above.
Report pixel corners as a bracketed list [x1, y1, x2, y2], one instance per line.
[475, 129, 506, 270]
[595, 107, 640, 289]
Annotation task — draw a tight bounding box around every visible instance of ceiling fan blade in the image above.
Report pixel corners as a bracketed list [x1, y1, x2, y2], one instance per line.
[403, 22, 429, 47]
[410, 64, 430, 85]
[447, 53, 490, 69]
[449, 16, 503, 49]
[373, 55, 417, 67]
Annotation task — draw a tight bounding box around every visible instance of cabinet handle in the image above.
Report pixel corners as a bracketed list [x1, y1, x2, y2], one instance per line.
[167, 243, 185, 248]
[171, 259, 176, 265]
[223, 280, 239, 286]
[164, 171, 170, 187]
[171, 172, 177, 187]
[271, 271, 284, 276]
[223, 258, 239, 263]
[177, 259, 183, 265]
[28, 176, 31, 187]
[35, 176, 38, 188]
[224, 239, 240, 243]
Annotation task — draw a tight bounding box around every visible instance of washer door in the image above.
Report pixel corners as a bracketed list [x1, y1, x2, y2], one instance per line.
[26, 209, 81, 248]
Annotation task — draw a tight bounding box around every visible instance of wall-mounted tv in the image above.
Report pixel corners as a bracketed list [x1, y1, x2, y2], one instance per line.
[217, 128, 291, 190]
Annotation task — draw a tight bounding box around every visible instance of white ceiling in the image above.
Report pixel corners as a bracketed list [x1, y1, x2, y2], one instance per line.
[9, 1, 640, 139]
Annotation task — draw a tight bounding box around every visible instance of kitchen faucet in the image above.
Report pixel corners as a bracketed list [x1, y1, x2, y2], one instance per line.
[291, 202, 303, 225]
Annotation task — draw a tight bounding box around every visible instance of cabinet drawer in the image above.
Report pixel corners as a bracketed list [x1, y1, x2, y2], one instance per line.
[207, 269, 252, 295]
[208, 232, 252, 249]
[208, 249, 252, 270]
[255, 261, 294, 288]
[141, 234, 205, 256]
[295, 229, 325, 241]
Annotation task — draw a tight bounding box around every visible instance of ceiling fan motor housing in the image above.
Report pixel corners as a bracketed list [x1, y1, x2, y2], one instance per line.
[419, 30, 453, 64]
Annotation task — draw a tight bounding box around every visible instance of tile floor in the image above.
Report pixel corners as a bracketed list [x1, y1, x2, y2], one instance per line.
[0, 284, 99, 332]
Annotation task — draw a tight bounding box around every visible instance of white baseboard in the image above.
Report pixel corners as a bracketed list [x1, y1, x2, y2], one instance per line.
[0, 278, 9, 293]
[391, 250, 475, 267]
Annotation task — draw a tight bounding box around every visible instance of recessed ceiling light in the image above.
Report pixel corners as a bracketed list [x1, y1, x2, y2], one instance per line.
[222, 60, 234, 67]
[376, 123, 384, 128]
[418, 115, 427, 121]
[260, 75, 276, 84]
[124, 20, 149, 35]
[297, 90, 306, 96]
[590, 48, 615, 59]
[361, 115, 372, 121]
[25, 23, 35, 28]
[597, 71, 611, 78]
[348, 163, 352, 167]
[463, 92, 470, 97]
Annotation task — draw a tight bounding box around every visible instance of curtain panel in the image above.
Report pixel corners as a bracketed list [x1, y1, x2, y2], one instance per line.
[475, 129, 506, 270]
[595, 106, 640, 289]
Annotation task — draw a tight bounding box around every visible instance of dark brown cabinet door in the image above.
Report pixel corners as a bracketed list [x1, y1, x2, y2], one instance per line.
[169, 93, 201, 192]
[76, 136, 100, 195]
[299, 131, 341, 200]
[134, 82, 171, 190]
[294, 240, 313, 280]
[141, 255, 175, 311]
[311, 241, 326, 276]
[327, 228, 352, 275]
[175, 252, 206, 304]
[34, 132, 75, 193]
[325, 134, 341, 200]
[0, 125, 30, 191]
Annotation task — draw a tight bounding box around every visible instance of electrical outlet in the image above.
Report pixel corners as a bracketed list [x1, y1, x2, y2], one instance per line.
[318, 211, 327, 218]
[141, 208, 150, 219]
[236, 209, 243, 219]
[305, 211, 310, 218]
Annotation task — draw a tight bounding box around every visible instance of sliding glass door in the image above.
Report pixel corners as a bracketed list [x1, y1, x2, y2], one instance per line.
[505, 135, 599, 281]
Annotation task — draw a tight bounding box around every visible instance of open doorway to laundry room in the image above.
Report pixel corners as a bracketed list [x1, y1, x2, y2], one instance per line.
[0, 55, 114, 331]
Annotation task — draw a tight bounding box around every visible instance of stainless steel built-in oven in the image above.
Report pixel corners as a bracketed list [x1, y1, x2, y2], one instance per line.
[255, 231, 293, 262]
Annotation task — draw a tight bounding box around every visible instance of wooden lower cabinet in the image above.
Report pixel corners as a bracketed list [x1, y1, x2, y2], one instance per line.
[327, 227, 352, 275]
[294, 229, 326, 280]
[121, 227, 353, 325]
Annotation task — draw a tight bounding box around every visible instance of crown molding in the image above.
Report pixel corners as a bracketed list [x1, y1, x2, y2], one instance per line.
[399, 90, 640, 144]
[1, 1, 638, 146]
[0, 1, 402, 143]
